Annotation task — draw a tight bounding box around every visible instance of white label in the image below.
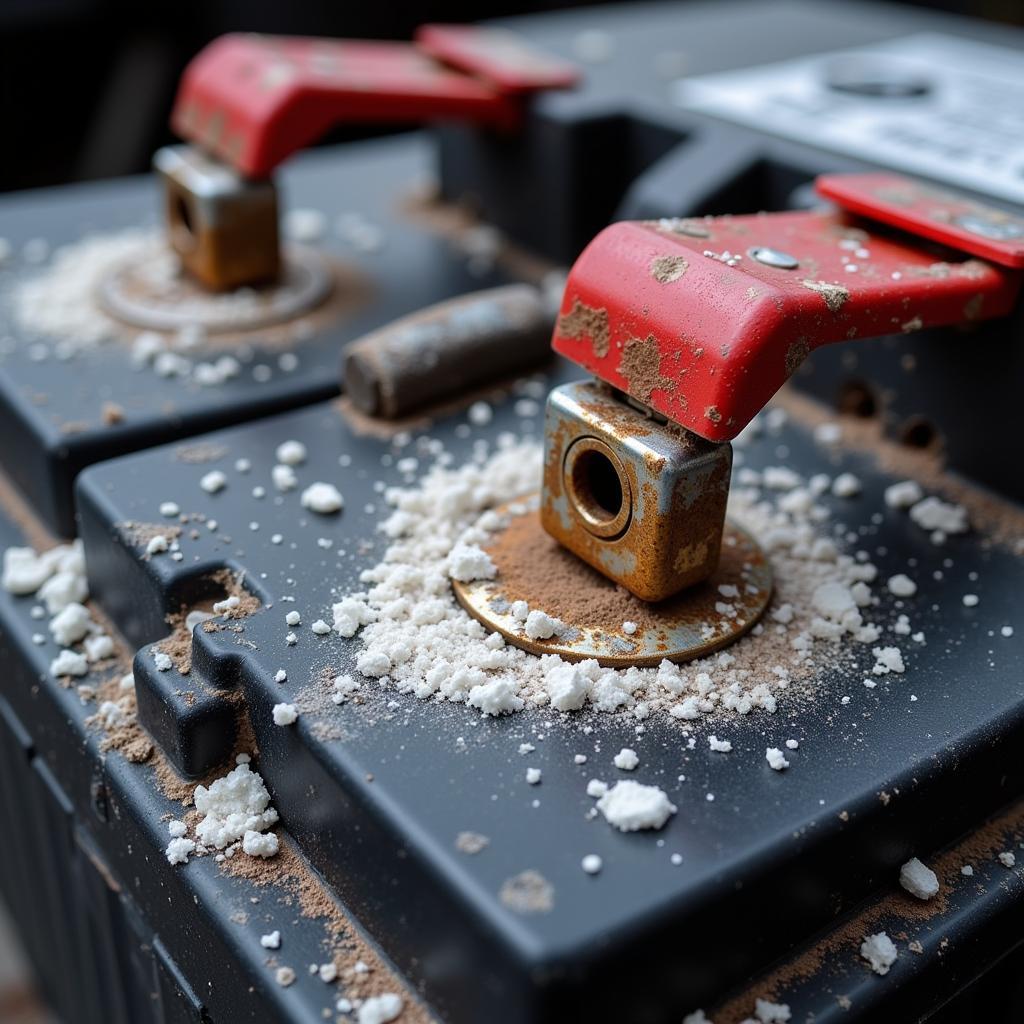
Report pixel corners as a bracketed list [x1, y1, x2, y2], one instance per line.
[674, 33, 1024, 204]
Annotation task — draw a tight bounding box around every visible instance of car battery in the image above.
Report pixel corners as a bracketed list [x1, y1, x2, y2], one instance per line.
[0, 3, 1023, 1024]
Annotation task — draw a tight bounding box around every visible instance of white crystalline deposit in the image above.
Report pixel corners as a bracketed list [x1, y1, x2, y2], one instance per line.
[301, 482, 344, 514]
[318, 431, 926, 729]
[860, 931, 898, 975]
[357, 994, 403, 1024]
[899, 857, 939, 900]
[447, 543, 497, 583]
[596, 780, 677, 832]
[192, 763, 279, 851]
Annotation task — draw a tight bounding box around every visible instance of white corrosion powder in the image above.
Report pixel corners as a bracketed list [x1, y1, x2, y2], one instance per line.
[597, 781, 676, 831]
[192, 763, 279, 851]
[899, 857, 939, 900]
[860, 931, 898, 975]
[321, 434, 921, 729]
[301, 482, 344, 514]
[357, 994, 403, 1024]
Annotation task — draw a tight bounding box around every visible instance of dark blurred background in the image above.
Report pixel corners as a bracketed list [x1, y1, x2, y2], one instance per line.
[0, 0, 1021, 195]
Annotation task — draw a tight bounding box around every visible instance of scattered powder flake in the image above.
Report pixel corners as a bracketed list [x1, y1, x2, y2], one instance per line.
[49, 649, 87, 677]
[300, 482, 344, 514]
[813, 422, 842, 446]
[192, 763, 278, 850]
[899, 857, 939, 900]
[272, 464, 298, 491]
[468, 676, 524, 716]
[241, 829, 279, 858]
[545, 662, 591, 711]
[581, 854, 603, 875]
[275, 967, 296, 988]
[260, 931, 281, 949]
[909, 496, 968, 535]
[962, 594, 979, 608]
[885, 480, 924, 509]
[755, 998, 792, 1023]
[311, 619, 331, 635]
[159, 501, 180, 517]
[596, 780, 677, 832]
[525, 609, 561, 640]
[467, 401, 493, 425]
[622, 620, 637, 635]
[586, 779, 608, 799]
[153, 651, 173, 672]
[273, 703, 299, 726]
[146, 534, 169, 556]
[785, 739, 799, 750]
[708, 735, 732, 753]
[999, 851, 1016, 868]
[49, 602, 92, 645]
[168, 819, 187, 838]
[961, 864, 974, 877]
[831, 472, 861, 498]
[285, 610, 301, 627]
[526, 767, 542, 785]
[447, 543, 497, 583]
[887, 574, 917, 598]
[766, 747, 789, 771]
[860, 931, 898, 975]
[872, 646, 905, 675]
[683, 1013, 712, 1024]
[357, 993, 403, 1024]
[283, 208, 326, 242]
[613, 747, 639, 770]
[200, 470, 227, 494]
[1001, 626, 1014, 638]
[455, 831, 490, 855]
[275, 439, 307, 465]
[165, 836, 196, 865]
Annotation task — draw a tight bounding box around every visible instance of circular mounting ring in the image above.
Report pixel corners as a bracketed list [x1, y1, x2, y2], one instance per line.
[452, 501, 773, 668]
[97, 242, 333, 334]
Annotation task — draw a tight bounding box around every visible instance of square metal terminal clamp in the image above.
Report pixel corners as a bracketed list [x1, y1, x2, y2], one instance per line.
[540, 381, 732, 602]
[154, 144, 280, 292]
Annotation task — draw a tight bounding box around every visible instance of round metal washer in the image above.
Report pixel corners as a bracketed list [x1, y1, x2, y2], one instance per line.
[97, 243, 333, 333]
[452, 502, 773, 668]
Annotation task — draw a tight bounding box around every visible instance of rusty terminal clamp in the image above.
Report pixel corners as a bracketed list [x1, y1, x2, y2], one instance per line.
[543, 173, 1024, 602]
[157, 26, 579, 291]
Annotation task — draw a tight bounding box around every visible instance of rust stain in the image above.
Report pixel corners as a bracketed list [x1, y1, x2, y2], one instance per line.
[785, 338, 810, 376]
[619, 334, 673, 404]
[650, 254, 689, 284]
[801, 279, 850, 313]
[558, 298, 611, 358]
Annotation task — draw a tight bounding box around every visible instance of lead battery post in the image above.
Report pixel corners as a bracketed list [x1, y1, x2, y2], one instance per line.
[154, 145, 281, 293]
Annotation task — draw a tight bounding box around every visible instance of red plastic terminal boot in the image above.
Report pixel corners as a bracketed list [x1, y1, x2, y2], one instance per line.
[552, 176, 1023, 443]
[171, 29, 577, 179]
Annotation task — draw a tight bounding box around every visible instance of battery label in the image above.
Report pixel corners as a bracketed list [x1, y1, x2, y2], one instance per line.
[674, 33, 1024, 205]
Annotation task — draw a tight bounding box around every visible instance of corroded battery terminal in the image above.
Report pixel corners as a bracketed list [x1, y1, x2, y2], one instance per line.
[455, 173, 1024, 665]
[153, 26, 578, 292]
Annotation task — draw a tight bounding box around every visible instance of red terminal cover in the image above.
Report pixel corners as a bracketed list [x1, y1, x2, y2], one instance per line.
[553, 208, 1022, 443]
[415, 24, 580, 94]
[817, 173, 1024, 269]
[171, 34, 520, 179]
